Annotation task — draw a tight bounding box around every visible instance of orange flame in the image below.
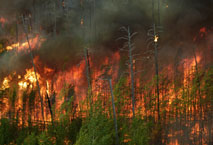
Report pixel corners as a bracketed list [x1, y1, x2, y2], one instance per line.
[0, 76, 11, 90]
[6, 35, 42, 52]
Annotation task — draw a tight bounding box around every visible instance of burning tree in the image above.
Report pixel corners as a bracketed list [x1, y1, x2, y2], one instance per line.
[0, 0, 212, 145]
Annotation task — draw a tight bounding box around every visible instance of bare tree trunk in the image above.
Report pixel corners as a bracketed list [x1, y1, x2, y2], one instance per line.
[108, 79, 119, 145]
[22, 16, 45, 127]
[127, 26, 135, 117]
[46, 93, 54, 126]
[157, 0, 160, 25]
[16, 15, 19, 52]
[93, 0, 96, 40]
[153, 24, 160, 121]
[53, 1, 57, 36]
[152, 0, 155, 22]
[84, 47, 92, 110]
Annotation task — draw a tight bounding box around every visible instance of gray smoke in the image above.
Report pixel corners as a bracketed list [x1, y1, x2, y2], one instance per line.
[0, 0, 212, 80]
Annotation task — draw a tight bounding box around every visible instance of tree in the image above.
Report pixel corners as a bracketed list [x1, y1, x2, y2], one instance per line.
[21, 16, 45, 126]
[147, 23, 162, 121]
[118, 26, 138, 118]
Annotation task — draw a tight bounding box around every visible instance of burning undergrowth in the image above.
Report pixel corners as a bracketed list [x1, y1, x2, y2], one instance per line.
[0, 0, 212, 125]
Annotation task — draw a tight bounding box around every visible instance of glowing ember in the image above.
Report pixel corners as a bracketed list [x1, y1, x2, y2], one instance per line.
[18, 81, 28, 90]
[81, 18, 84, 26]
[0, 76, 11, 90]
[200, 27, 206, 33]
[154, 35, 159, 42]
[17, 68, 40, 90]
[24, 68, 40, 84]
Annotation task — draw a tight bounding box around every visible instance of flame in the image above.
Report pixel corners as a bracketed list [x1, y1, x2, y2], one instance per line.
[0, 76, 11, 90]
[46, 81, 50, 96]
[5, 35, 41, 52]
[81, 18, 84, 26]
[183, 54, 201, 86]
[18, 81, 28, 90]
[18, 68, 40, 90]
[199, 27, 206, 33]
[154, 35, 159, 42]
[62, 1, 65, 7]
[24, 68, 40, 84]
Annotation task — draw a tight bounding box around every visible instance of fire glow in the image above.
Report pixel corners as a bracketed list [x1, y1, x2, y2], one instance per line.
[0, 17, 7, 27]
[5, 34, 42, 52]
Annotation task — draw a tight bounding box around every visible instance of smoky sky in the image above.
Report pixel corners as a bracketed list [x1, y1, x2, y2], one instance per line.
[0, 0, 212, 80]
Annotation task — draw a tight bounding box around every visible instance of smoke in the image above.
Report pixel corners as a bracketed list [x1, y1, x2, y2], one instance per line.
[0, 0, 34, 17]
[0, 0, 212, 80]
[0, 51, 32, 80]
[37, 34, 83, 71]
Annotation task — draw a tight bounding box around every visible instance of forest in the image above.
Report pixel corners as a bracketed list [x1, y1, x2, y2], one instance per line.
[0, 0, 212, 145]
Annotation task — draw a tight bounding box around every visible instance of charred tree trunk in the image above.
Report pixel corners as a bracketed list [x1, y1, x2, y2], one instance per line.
[152, 0, 154, 22]
[81, 1, 93, 112]
[16, 15, 19, 47]
[53, 0, 57, 36]
[153, 24, 160, 121]
[127, 26, 136, 118]
[84, 47, 92, 110]
[46, 93, 54, 126]
[108, 79, 119, 145]
[157, 0, 160, 25]
[22, 16, 45, 127]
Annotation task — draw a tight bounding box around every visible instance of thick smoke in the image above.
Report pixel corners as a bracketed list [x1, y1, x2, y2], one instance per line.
[0, 0, 212, 80]
[0, 0, 34, 17]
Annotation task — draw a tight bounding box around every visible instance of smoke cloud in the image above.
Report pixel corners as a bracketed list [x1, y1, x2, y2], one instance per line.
[0, 0, 212, 80]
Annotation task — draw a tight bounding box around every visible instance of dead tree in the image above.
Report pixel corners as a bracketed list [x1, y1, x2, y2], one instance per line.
[45, 82, 54, 126]
[81, 0, 93, 111]
[147, 24, 162, 121]
[84, 47, 92, 109]
[21, 16, 45, 126]
[109, 79, 119, 145]
[118, 26, 138, 118]
[157, 0, 161, 25]
[99, 71, 119, 145]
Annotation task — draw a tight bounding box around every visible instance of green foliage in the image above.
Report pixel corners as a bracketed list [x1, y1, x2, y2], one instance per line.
[16, 128, 29, 145]
[22, 131, 53, 145]
[203, 67, 213, 103]
[75, 109, 114, 145]
[38, 132, 53, 145]
[23, 133, 38, 145]
[66, 118, 82, 144]
[0, 118, 18, 145]
[129, 118, 150, 145]
[47, 117, 82, 145]
[114, 77, 130, 116]
[75, 118, 113, 145]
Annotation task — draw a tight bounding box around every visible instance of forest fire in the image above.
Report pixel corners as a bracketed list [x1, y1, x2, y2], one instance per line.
[17, 68, 40, 90]
[0, 0, 212, 145]
[0, 76, 11, 90]
[6, 34, 41, 52]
